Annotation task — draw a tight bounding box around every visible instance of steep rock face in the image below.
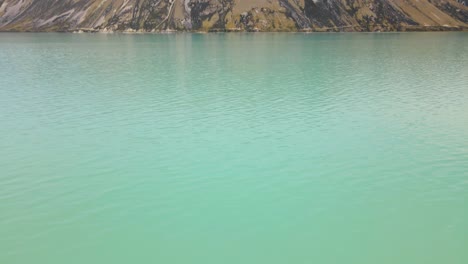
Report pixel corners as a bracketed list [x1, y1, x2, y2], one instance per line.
[0, 0, 466, 31]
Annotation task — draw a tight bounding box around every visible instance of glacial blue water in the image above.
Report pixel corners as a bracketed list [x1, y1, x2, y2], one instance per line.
[0, 33, 467, 263]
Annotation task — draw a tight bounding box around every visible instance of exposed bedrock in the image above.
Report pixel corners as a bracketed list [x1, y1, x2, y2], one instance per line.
[0, 0, 466, 31]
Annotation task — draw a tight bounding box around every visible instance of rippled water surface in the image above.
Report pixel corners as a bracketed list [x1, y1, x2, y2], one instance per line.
[1, 33, 467, 263]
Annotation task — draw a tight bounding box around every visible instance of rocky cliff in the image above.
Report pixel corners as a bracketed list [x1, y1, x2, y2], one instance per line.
[0, 0, 467, 32]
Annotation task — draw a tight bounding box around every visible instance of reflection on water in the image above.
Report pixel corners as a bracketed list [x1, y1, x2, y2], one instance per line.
[0, 33, 467, 264]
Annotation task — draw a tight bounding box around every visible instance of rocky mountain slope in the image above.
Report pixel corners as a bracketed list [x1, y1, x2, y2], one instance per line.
[0, 0, 467, 32]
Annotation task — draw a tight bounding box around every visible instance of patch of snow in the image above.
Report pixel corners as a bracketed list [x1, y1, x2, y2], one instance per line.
[37, 9, 74, 27]
[430, 12, 441, 21]
[4, 0, 26, 18]
[70, 10, 87, 26]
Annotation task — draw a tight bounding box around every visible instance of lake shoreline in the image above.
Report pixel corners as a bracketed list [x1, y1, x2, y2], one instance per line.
[1, 25, 467, 34]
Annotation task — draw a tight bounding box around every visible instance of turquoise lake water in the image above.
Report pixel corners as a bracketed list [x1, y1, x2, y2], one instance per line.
[0, 33, 467, 263]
